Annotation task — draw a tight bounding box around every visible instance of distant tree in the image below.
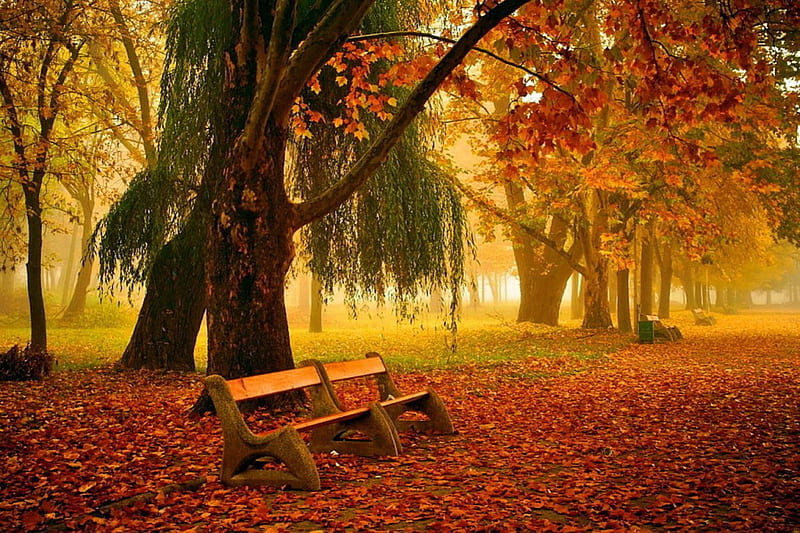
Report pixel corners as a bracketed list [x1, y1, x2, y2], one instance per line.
[0, 0, 86, 353]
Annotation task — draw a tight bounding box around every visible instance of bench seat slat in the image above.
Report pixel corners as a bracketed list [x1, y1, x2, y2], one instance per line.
[324, 357, 387, 382]
[292, 406, 371, 432]
[227, 366, 321, 402]
[381, 391, 428, 408]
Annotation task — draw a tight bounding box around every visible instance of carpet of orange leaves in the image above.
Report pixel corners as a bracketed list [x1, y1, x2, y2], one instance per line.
[1, 311, 798, 532]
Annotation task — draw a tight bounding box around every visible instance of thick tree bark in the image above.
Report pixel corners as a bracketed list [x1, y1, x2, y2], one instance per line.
[581, 257, 613, 328]
[504, 182, 574, 326]
[206, 122, 297, 380]
[118, 206, 206, 371]
[578, 191, 613, 329]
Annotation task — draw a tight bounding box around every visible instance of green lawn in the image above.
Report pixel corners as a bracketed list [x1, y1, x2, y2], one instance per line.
[7, 298, 793, 373]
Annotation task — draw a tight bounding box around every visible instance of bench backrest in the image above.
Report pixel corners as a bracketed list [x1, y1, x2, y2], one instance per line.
[226, 365, 322, 402]
[322, 356, 388, 383]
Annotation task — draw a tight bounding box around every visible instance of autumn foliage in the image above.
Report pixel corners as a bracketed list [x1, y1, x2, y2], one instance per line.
[2, 312, 798, 532]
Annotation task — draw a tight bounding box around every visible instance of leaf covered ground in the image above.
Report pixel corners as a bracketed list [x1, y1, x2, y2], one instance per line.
[1, 311, 798, 532]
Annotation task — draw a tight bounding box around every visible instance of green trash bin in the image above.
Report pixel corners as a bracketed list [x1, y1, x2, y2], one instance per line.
[638, 320, 655, 343]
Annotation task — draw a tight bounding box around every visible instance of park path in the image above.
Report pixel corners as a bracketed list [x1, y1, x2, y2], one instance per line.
[2, 312, 798, 532]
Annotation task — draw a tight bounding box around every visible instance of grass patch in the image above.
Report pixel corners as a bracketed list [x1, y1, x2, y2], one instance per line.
[12, 300, 796, 373]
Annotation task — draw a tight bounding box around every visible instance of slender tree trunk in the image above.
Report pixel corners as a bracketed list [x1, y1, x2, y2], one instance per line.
[309, 273, 323, 333]
[657, 242, 672, 318]
[617, 269, 632, 333]
[119, 205, 206, 371]
[24, 181, 47, 353]
[640, 227, 654, 316]
[64, 205, 96, 319]
[609, 267, 618, 315]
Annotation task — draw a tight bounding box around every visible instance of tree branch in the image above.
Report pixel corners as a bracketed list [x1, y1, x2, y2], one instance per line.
[293, 0, 532, 228]
[271, 0, 376, 124]
[0, 68, 30, 180]
[348, 30, 578, 105]
[109, 0, 157, 167]
[449, 176, 587, 276]
[242, 0, 296, 147]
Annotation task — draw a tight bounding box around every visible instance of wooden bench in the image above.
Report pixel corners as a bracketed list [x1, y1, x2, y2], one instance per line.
[304, 352, 454, 435]
[204, 363, 401, 490]
[692, 308, 717, 325]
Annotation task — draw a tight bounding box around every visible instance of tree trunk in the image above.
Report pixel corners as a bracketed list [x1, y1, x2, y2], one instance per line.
[24, 182, 47, 353]
[63, 192, 96, 318]
[679, 265, 696, 309]
[205, 123, 297, 382]
[60, 223, 80, 307]
[119, 205, 206, 371]
[504, 182, 574, 326]
[581, 258, 613, 328]
[616, 269, 632, 333]
[570, 272, 583, 320]
[639, 228, 654, 316]
[309, 273, 323, 333]
[657, 242, 673, 318]
[297, 273, 310, 311]
[0, 269, 14, 314]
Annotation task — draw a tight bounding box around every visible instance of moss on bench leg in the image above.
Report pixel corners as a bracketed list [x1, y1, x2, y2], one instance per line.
[204, 375, 321, 490]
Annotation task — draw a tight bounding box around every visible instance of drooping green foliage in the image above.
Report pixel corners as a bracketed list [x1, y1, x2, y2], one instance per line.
[94, 0, 469, 317]
[289, 1, 470, 320]
[92, 0, 231, 293]
[294, 128, 470, 317]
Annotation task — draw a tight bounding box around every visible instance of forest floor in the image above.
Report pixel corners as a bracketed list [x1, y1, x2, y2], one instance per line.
[1, 309, 798, 532]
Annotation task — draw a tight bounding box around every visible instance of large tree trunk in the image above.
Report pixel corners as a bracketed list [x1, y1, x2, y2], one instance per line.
[578, 191, 613, 329]
[206, 123, 296, 381]
[504, 182, 574, 326]
[118, 205, 206, 371]
[581, 257, 613, 328]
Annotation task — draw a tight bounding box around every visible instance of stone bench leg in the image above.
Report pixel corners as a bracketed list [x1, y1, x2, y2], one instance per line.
[205, 375, 321, 490]
[223, 424, 321, 490]
[308, 402, 402, 457]
[385, 388, 455, 434]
